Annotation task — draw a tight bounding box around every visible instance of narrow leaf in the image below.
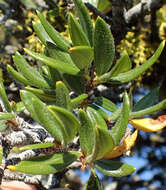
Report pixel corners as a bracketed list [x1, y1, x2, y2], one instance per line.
[133, 87, 159, 112]
[7, 151, 81, 175]
[48, 105, 79, 143]
[68, 13, 90, 46]
[0, 112, 14, 120]
[71, 93, 88, 109]
[73, 0, 94, 46]
[130, 98, 166, 118]
[13, 52, 51, 89]
[0, 81, 11, 112]
[32, 22, 54, 46]
[110, 92, 130, 146]
[100, 40, 165, 83]
[88, 127, 114, 162]
[55, 81, 71, 111]
[21, 90, 67, 145]
[69, 46, 93, 69]
[7, 65, 31, 86]
[95, 97, 118, 113]
[63, 74, 85, 95]
[78, 109, 95, 155]
[94, 17, 115, 76]
[110, 53, 131, 77]
[46, 41, 75, 66]
[85, 170, 103, 190]
[25, 86, 56, 102]
[95, 159, 136, 177]
[86, 106, 107, 130]
[24, 49, 80, 76]
[37, 11, 71, 52]
[19, 142, 56, 151]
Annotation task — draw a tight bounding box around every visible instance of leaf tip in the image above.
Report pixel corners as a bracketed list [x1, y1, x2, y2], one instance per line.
[7, 165, 16, 171]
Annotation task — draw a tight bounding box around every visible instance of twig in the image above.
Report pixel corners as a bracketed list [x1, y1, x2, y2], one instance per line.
[84, 2, 112, 24]
[125, 0, 166, 25]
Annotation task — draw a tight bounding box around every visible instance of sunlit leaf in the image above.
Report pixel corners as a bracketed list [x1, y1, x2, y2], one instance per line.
[95, 159, 136, 177]
[7, 151, 81, 175]
[94, 17, 115, 76]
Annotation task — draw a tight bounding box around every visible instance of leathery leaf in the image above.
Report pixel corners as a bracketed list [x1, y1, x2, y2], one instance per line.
[7, 151, 81, 175]
[86, 106, 107, 131]
[55, 81, 71, 111]
[88, 127, 114, 162]
[37, 11, 71, 52]
[24, 48, 80, 76]
[85, 170, 103, 190]
[13, 52, 51, 89]
[69, 46, 93, 69]
[95, 159, 136, 177]
[7, 65, 31, 86]
[110, 92, 130, 146]
[108, 40, 165, 83]
[21, 90, 67, 145]
[0, 112, 14, 120]
[19, 142, 56, 151]
[68, 13, 90, 46]
[94, 17, 115, 76]
[73, 0, 94, 46]
[48, 105, 79, 143]
[78, 109, 95, 155]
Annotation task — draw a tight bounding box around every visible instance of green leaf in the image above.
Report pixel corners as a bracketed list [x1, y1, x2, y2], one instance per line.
[20, 90, 41, 123]
[37, 11, 71, 52]
[12, 101, 25, 113]
[97, 0, 111, 12]
[71, 93, 88, 109]
[95, 97, 118, 112]
[110, 53, 131, 77]
[0, 112, 14, 120]
[55, 81, 71, 111]
[19, 142, 56, 151]
[63, 74, 86, 95]
[133, 87, 159, 112]
[21, 90, 67, 145]
[95, 159, 136, 177]
[32, 22, 54, 46]
[25, 86, 56, 102]
[48, 105, 79, 143]
[88, 104, 109, 121]
[94, 17, 115, 76]
[8, 151, 81, 175]
[13, 52, 51, 89]
[7, 65, 31, 86]
[108, 107, 122, 121]
[88, 127, 114, 162]
[130, 98, 166, 118]
[73, 0, 94, 46]
[0, 81, 11, 112]
[99, 40, 165, 83]
[68, 13, 90, 46]
[69, 46, 93, 69]
[85, 170, 103, 190]
[24, 49, 80, 76]
[86, 106, 107, 130]
[78, 109, 95, 155]
[110, 92, 130, 146]
[46, 41, 75, 66]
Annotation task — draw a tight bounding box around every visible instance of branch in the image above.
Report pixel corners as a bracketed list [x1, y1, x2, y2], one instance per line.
[84, 2, 112, 24]
[125, 0, 166, 25]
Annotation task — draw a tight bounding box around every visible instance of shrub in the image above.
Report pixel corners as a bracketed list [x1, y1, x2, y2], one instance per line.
[0, 0, 166, 189]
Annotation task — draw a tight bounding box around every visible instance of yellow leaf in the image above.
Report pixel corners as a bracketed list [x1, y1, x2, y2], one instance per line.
[129, 115, 166, 132]
[104, 130, 138, 159]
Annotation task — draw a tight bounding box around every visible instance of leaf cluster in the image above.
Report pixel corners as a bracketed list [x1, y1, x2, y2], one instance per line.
[0, 0, 166, 189]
